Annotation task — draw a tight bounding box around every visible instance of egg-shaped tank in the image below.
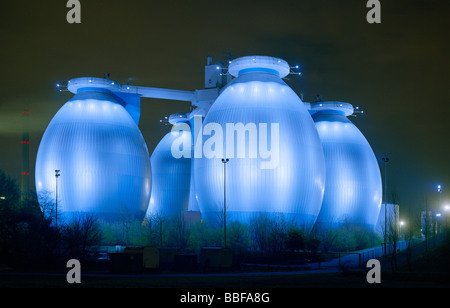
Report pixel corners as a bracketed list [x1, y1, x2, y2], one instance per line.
[145, 113, 191, 220]
[35, 86, 151, 222]
[194, 56, 326, 228]
[311, 102, 382, 229]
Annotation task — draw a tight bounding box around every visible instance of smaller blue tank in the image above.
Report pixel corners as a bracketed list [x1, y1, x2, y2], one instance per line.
[145, 113, 192, 220]
[310, 102, 382, 229]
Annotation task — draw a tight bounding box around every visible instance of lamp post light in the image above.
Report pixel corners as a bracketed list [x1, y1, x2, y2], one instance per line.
[444, 205, 449, 236]
[436, 185, 442, 235]
[382, 156, 389, 256]
[399, 220, 405, 240]
[436, 213, 442, 234]
[438, 185, 442, 211]
[55, 169, 60, 230]
[221, 158, 229, 248]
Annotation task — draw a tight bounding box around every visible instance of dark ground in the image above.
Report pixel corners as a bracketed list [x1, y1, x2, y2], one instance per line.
[1, 236, 449, 290]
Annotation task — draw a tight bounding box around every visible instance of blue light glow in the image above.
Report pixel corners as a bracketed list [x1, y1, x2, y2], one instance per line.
[35, 89, 151, 221]
[145, 125, 191, 219]
[313, 111, 382, 229]
[194, 66, 325, 228]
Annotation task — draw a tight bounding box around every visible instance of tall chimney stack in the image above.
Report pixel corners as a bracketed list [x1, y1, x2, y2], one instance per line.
[21, 110, 30, 201]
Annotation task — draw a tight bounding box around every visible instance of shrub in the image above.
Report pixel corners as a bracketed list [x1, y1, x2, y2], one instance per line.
[286, 227, 305, 252]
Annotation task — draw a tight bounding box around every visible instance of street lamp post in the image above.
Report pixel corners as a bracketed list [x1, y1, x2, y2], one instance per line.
[444, 205, 449, 237]
[55, 169, 60, 230]
[437, 185, 442, 235]
[399, 221, 404, 240]
[221, 158, 229, 248]
[436, 213, 442, 234]
[382, 156, 389, 256]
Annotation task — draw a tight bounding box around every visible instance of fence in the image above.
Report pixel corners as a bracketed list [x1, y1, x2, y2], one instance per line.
[318, 238, 422, 268]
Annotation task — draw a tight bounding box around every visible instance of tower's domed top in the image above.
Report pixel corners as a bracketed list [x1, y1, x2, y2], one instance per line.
[228, 56, 290, 78]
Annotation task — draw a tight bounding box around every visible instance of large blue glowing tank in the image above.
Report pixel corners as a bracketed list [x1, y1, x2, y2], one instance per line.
[194, 56, 325, 227]
[35, 88, 151, 221]
[145, 114, 191, 219]
[311, 102, 382, 229]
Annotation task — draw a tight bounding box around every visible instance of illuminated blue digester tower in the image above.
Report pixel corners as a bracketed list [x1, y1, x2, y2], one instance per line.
[310, 102, 382, 229]
[193, 56, 326, 227]
[145, 113, 192, 219]
[35, 78, 152, 221]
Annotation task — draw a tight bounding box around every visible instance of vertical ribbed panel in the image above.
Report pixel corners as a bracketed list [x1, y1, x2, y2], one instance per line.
[313, 112, 382, 229]
[194, 71, 325, 228]
[145, 129, 191, 219]
[35, 90, 151, 221]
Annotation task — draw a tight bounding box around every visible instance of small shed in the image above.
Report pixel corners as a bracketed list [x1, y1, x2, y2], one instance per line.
[109, 247, 143, 273]
[199, 247, 232, 271]
[109, 246, 160, 273]
[159, 248, 181, 269]
[143, 247, 159, 270]
[173, 254, 198, 272]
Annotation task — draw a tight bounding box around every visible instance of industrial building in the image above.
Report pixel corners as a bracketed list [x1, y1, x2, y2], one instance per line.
[35, 55, 382, 229]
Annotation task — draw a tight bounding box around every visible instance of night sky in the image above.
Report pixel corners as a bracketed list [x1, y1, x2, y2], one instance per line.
[0, 0, 448, 216]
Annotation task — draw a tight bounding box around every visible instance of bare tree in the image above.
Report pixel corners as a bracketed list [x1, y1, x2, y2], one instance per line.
[147, 212, 169, 247]
[62, 212, 103, 261]
[315, 223, 339, 252]
[267, 213, 289, 254]
[249, 213, 271, 251]
[248, 213, 293, 254]
[404, 206, 421, 271]
[119, 205, 134, 245]
[422, 197, 432, 252]
[227, 220, 250, 256]
[144, 211, 168, 247]
[171, 214, 191, 250]
[143, 211, 159, 246]
[36, 190, 57, 225]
